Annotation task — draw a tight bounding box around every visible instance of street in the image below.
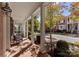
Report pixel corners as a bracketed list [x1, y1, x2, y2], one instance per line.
[45, 34, 79, 43]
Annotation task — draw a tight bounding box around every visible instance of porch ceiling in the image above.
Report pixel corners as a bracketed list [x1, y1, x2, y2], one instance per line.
[9, 2, 42, 24]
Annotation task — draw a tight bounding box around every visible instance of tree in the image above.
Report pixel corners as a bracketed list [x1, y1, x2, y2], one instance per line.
[45, 2, 64, 52]
[67, 2, 79, 34]
[45, 3, 63, 31]
[69, 2, 79, 21]
[72, 2, 79, 7]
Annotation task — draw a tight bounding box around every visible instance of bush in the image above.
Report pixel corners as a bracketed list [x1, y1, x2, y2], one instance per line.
[53, 40, 71, 57]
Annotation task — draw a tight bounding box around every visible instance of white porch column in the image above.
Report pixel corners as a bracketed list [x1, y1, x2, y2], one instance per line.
[24, 20, 28, 39]
[3, 10, 11, 56]
[5, 12, 11, 50]
[31, 15, 34, 43]
[77, 21, 79, 34]
[23, 21, 27, 38]
[40, 3, 46, 51]
[23, 21, 26, 37]
[3, 12, 7, 56]
[26, 20, 28, 39]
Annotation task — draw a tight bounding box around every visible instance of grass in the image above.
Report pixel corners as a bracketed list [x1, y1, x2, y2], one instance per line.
[68, 42, 79, 47]
[68, 42, 79, 56]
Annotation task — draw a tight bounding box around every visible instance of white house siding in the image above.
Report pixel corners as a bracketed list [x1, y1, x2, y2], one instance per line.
[58, 24, 66, 30]
[57, 18, 79, 34]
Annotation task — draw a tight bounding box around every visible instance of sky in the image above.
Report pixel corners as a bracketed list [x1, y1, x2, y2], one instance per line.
[59, 2, 72, 16]
[37, 2, 73, 22]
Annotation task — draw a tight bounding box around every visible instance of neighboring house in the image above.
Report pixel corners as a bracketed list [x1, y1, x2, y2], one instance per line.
[56, 17, 79, 34]
[58, 24, 66, 31]
[58, 19, 66, 31]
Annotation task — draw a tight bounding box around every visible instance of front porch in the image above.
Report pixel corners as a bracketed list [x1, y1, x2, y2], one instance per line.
[1, 2, 79, 57]
[0, 2, 50, 57]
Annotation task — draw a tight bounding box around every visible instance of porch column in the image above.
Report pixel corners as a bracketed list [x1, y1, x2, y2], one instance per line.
[6, 12, 11, 50]
[26, 20, 28, 39]
[0, 3, 11, 56]
[40, 3, 46, 51]
[23, 21, 26, 37]
[3, 11, 7, 56]
[2, 3, 12, 51]
[31, 15, 34, 43]
[24, 20, 28, 39]
[0, 4, 5, 56]
[3, 11, 11, 56]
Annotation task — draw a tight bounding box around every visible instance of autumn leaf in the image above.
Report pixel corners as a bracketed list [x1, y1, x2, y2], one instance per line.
[72, 2, 79, 7]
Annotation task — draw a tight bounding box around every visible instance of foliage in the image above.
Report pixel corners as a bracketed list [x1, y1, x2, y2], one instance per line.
[26, 16, 40, 33]
[71, 2, 79, 7]
[54, 40, 71, 57]
[28, 19, 31, 32]
[69, 2, 79, 21]
[34, 16, 40, 31]
[45, 3, 63, 30]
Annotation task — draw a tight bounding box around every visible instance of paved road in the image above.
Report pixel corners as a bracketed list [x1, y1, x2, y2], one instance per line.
[45, 34, 79, 43]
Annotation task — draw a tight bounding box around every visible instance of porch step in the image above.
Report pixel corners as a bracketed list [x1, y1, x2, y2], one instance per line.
[12, 43, 32, 57]
[11, 42, 20, 47]
[6, 39, 32, 57]
[19, 44, 40, 57]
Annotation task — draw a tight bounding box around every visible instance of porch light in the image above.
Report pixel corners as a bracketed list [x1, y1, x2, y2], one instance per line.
[1, 2, 12, 13]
